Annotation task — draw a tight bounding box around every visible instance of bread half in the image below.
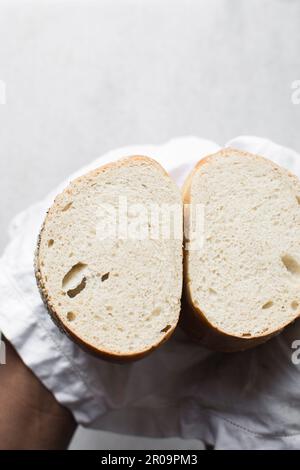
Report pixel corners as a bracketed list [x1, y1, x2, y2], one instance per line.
[182, 148, 300, 351]
[35, 156, 183, 361]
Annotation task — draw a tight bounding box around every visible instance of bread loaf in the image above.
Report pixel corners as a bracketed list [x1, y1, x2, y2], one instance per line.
[182, 148, 300, 351]
[35, 156, 183, 361]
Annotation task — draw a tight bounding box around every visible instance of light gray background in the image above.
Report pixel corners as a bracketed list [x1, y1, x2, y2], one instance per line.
[0, 0, 299, 450]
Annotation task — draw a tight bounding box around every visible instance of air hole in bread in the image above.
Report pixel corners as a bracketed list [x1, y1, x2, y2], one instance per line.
[262, 301, 274, 309]
[48, 239, 54, 247]
[291, 300, 299, 310]
[152, 307, 161, 317]
[281, 254, 300, 276]
[242, 333, 251, 337]
[67, 277, 87, 298]
[62, 262, 88, 298]
[62, 262, 87, 289]
[67, 311, 76, 321]
[161, 324, 171, 333]
[106, 306, 113, 311]
[61, 202, 73, 212]
[101, 272, 110, 282]
[296, 196, 300, 205]
[208, 287, 217, 296]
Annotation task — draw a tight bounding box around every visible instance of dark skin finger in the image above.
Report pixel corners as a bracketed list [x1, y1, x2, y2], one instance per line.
[0, 336, 77, 449]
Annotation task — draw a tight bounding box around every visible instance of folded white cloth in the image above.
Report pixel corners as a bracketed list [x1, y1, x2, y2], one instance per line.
[1, 136, 300, 450]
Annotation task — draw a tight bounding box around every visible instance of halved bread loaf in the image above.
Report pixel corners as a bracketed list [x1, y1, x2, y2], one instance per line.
[182, 148, 300, 351]
[35, 156, 183, 361]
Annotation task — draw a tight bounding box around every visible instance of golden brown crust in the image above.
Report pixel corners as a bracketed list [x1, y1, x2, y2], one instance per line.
[34, 155, 180, 363]
[71, 154, 171, 184]
[180, 286, 281, 352]
[181, 147, 300, 352]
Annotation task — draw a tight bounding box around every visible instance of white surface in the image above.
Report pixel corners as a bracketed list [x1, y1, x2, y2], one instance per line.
[2, 136, 300, 450]
[0, 0, 300, 450]
[69, 430, 204, 450]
